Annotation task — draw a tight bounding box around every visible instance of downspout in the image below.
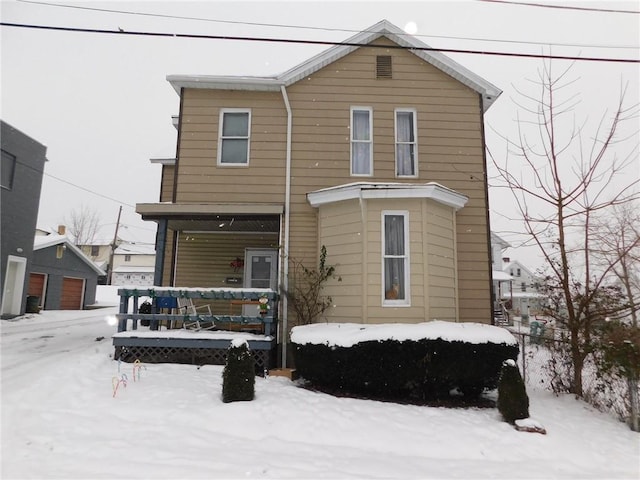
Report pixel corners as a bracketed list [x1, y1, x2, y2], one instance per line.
[280, 84, 292, 368]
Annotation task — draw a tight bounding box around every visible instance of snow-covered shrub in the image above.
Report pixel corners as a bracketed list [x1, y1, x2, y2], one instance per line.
[222, 339, 255, 403]
[497, 359, 529, 423]
[291, 322, 519, 401]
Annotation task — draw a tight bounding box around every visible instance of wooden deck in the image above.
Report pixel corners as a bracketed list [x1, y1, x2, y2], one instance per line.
[112, 287, 279, 371]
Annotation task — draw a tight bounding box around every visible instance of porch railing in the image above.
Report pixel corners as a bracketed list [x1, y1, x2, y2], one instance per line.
[116, 287, 278, 336]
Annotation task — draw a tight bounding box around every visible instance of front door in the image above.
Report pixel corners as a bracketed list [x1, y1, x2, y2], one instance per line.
[243, 249, 278, 315]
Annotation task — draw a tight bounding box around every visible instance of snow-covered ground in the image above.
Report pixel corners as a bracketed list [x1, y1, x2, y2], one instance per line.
[1, 287, 638, 479]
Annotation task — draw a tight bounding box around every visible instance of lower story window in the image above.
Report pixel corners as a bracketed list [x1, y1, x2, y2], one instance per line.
[383, 211, 409, 305]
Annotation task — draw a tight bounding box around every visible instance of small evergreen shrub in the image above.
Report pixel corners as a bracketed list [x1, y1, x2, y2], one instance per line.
[222, 339, 255, 403]
[497, 359, 529, 423]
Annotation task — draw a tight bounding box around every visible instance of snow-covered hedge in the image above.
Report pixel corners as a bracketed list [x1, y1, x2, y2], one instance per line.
[291, 321, 519, 400]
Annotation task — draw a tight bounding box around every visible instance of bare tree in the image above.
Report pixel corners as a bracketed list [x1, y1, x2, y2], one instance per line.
[490, 61, 639, 397]
[592, 202, 640, 327]
[63, 205, 101, 246]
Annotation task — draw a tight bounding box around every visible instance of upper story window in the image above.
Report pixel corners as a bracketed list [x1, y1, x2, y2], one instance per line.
[395, 109, 417, 177]
[91, 246, 100, 257]
[350, 107, 373, 176]
[124, 255, 132, 262]
[521, 282, 527, 292]
[516, 268, 521, 277]
[218, 109, 251, 166]
[1, 149, 16, 190]
[382, 211, 410, 306]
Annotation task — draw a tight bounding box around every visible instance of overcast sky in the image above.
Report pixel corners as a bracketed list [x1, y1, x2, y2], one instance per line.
[2, 0, 638, 268]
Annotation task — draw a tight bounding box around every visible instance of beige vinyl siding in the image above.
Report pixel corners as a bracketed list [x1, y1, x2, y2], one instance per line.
[317, 197, 457, 324]
[283, 38, 490, 323]
[174, 231, 277, 287]
[173, 35, 492, 324]
[315, 199, 363, 323]
[160, 165, 175, 202]
[176, 89, 287, 205]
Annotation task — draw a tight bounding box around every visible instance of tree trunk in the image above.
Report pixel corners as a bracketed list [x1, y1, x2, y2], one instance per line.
[571, 331, 584, 396]
[629, 374, 640, 432]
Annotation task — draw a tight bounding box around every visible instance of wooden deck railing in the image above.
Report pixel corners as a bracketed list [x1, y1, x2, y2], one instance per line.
[116, 287, 278, 336]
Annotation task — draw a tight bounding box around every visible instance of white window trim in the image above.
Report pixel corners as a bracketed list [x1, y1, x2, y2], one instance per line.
[217, 108, 251, 167]
[381, 210, 411, 307]
[350, 106, 373, 176]
[394, 108, 418, 178]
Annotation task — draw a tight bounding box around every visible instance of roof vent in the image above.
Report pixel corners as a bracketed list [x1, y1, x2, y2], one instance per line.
[376, 55, 392, 79]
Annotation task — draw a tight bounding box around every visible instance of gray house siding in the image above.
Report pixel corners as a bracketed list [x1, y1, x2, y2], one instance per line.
[31, 246, 99, 310]
[1, 121, 47, 318]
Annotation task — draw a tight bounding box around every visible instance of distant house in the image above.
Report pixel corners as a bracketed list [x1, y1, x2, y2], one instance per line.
[1, 121, 47, 318]
[137, 20, 502, 340]
[29, 231, 105, 310]
[111, 243, 156, 286]
[502, 259, 543, 318]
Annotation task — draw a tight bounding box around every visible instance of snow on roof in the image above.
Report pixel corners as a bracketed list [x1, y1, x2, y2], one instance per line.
[307, 182, 468, 210]
[291, 321, 517, 348]
[33, 235, 106, 275]
[168, 20, 501, 112]
[492, 270, 513, 281]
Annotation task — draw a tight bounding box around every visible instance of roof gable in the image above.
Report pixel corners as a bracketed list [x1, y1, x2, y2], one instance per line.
[168, 19, 501, 112]
[34, 234, 106, 275]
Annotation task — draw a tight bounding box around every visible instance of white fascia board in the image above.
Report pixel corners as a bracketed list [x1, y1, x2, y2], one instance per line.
[307, 183, 468, 210]
[149, 158, 176, 165]
[167, 75, 282, 94]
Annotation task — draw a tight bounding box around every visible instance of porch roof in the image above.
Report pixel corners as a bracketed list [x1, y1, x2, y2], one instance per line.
[136, 202, 283, 232]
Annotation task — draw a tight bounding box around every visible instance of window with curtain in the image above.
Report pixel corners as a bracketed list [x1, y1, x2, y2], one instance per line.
[395, 109, 417, 177]
[383, 212, 409, 305]
[218, 109, 251, 165]
[351, 107, 372, 175]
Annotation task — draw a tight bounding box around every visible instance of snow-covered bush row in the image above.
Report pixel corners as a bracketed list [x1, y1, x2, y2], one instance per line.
[291, 321, 519, 400]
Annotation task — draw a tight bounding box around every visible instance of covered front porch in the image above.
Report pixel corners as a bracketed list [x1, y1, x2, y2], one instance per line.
[112, 287, 280, 372]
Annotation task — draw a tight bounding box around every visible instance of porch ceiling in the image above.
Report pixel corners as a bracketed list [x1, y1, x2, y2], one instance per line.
[136, 203, 282, 233]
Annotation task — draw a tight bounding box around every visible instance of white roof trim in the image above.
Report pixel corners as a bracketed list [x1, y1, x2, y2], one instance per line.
[33, 234, 106, 275]
[167, 19, 502, 112]
[150, 157, 176, 165]
[307, 182, 468, 210]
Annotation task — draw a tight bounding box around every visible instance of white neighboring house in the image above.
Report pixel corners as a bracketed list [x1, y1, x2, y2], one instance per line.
[490, 232, 514, 322]
[501, 259, 544, 318]
[111, 243, 156, 286]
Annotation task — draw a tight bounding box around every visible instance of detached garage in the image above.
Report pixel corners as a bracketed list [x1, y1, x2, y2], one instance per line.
[29, 234, 105, 310]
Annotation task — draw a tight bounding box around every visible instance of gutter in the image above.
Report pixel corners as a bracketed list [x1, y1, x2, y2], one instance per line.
[280, 85, 292, 368]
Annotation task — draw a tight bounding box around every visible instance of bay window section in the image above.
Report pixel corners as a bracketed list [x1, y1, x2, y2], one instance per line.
[218, 109, 251, 165]
[383, 211, 410, 305]
[395, 109, 417, 177]
[351, 107, 372, 176]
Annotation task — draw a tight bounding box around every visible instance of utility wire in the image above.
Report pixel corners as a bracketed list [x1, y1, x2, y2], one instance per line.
[15, 0, 639, 50]
[13, 156, 136, 209]
[1, 22, 638, 63]
[477, 0, 640, 14]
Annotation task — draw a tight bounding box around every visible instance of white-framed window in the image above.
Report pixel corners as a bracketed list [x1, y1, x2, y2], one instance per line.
[217, 109, 251, 166]
[382, 211, 410, 306]
[350, 106, 372, 176]
[395, 108, 417, 177]
[124, 255, 131, 262]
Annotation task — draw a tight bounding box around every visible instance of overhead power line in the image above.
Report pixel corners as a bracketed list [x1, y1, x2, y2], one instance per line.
[15, 0, 639, 50]
[477, 0, 640, 14]
[1, 22, 638, 63]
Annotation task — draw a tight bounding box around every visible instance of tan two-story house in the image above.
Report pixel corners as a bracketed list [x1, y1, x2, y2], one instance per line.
[137, 20, 502, 339]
